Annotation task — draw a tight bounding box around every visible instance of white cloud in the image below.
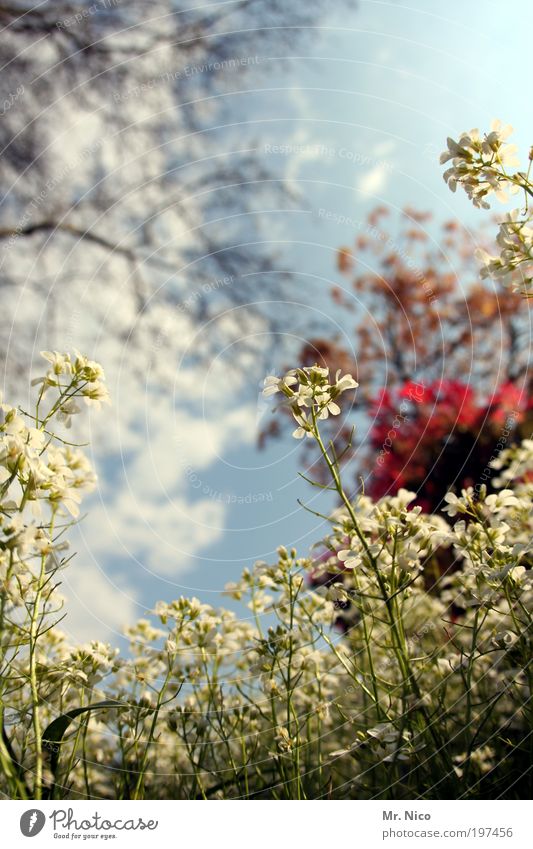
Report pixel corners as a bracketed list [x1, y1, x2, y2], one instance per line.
[373, 139, 397, 158]
[119, 400, 258, 491]
[356, 164, 388, 196]
[74, 389, 258, 588]
[79, 487, 226, 579]
[60, 563, 139, 644]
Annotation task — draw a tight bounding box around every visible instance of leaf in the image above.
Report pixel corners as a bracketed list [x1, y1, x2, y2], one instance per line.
[42, 699, 125, 775]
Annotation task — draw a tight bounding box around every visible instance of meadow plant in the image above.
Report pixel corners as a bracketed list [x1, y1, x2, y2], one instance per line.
[0, 355, 531, 799]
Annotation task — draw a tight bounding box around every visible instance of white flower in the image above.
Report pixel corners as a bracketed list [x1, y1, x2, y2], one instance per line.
[292, 412, 313, 439]
[335, 372, 358, 393]
[388, 488, 417, 510]
[365, 723, 413, 762]
[477, 210, 533, 294]
[441, 121, 519, 209]
[40, 350, 72, 376]
[47, 481, 82, 517]
[469, 745, 496, 775]
[492, 630, 518, 650]
[56, 398, 81, 427]
[33, 350, 109, 418]
[337, 549, 359, 570]
[485, 490, 519, 513]
[82, 381, 110, 409]
[72, 351, 106, 383]
[274, 726, 294, 753]
[507, 564, 527, 585]
[263, 365, 358, 439]
[263, 372, 297, 397]
[315, 393, 340, 418]
[442, 492, 465, 517]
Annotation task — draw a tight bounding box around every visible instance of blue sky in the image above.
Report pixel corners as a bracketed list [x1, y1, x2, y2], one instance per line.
[62, 0, 533, 644]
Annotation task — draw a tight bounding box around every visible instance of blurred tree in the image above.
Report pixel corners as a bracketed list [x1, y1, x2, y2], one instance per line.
[266, 207, 533, 506]
[0, 0, 355, 378]
[307, 207, 531, 396]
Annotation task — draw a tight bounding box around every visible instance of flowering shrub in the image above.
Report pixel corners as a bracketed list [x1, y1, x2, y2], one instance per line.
[441, 120, 533, 295]
[0, 356, 531, 800]
[367, 378, 532, 513]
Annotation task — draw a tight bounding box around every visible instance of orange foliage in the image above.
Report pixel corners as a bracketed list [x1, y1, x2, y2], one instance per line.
[323, 207, 531, 396]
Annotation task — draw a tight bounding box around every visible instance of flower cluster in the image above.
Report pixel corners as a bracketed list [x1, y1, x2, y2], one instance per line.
[0, 352, 104, 519]
[477, 211, 533, 293]
[441, 119, 533, 295]
[32, 350, 110, 425]
[263, 365, 358, 438]
[440, 120, 519, 208]
[490, 437, 533, 491]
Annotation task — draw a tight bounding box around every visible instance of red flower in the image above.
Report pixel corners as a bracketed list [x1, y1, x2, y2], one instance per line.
[367, 378, 529, 513]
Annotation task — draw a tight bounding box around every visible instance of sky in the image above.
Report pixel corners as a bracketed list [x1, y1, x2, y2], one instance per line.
[58, 0, 533, 646]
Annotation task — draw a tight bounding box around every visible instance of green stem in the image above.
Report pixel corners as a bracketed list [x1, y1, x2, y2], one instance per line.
[28, 557, 47, 800]
[311, 410, 455, 779]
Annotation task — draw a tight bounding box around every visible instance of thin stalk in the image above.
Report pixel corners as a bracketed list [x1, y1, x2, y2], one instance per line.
[311, 410, 455, 778]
